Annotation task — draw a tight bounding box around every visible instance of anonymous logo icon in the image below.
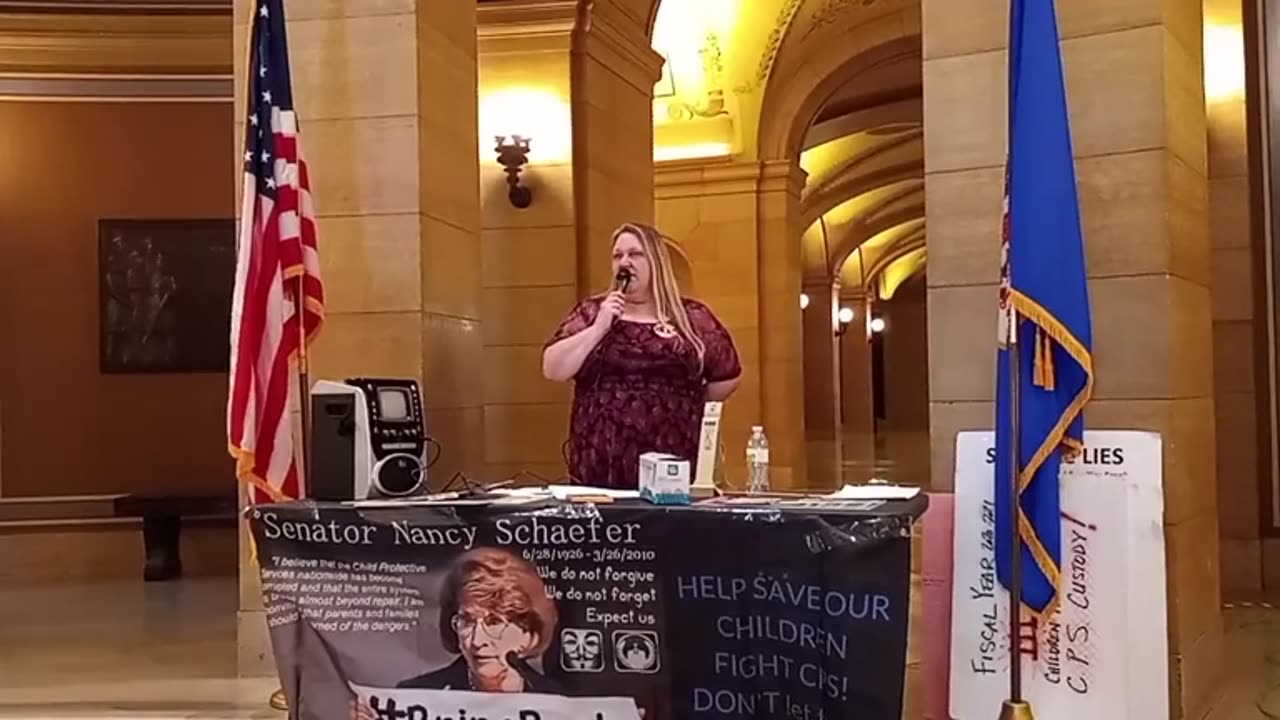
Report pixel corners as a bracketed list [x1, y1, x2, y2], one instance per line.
[560, 628, 603, 672]
[613, 631, 659, 673]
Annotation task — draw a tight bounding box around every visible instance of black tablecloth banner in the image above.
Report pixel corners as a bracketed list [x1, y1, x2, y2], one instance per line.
[248, 500, 913, 720]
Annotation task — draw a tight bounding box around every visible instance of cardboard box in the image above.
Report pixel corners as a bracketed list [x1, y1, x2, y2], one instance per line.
[638, 452, 691, 505]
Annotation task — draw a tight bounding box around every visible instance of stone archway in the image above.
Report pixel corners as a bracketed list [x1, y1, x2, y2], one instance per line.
[643, 0, 662, 37]
[757, 24, 921, 162]
[749, 0, 924, 489]
[647, 0, 926, 491]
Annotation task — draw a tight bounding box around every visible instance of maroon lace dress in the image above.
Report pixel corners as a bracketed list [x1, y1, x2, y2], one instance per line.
[545, 297, 742, 489]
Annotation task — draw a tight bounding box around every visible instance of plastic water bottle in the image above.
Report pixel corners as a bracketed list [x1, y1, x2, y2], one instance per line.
[746, 426, 770, 494]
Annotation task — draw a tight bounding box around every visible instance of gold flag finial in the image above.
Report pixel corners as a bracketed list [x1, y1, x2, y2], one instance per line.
[998, 700, 1035, 720]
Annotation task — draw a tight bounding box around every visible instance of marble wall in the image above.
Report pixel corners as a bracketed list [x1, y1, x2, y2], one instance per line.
[921, 0, 1221, 716]
[475, 0, 662, 481]
[477, 5, 579, 481]
[655, 160, 807, 490]
[1205, 0, 1265, 596]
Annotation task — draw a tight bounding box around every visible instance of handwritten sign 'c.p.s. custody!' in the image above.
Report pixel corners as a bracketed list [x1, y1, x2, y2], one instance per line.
[948, 430, 1168, 720]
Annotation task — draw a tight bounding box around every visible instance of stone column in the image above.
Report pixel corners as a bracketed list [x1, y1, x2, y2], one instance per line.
[476, 0, 662, 480]
[1203, 0, 1261, 594]
[572, 0, 665, 293]
[415, 1, 487, 482]
[802, 279, 842, 489]
[233, 0, 482, 676]
[758, 161, 809, 490]
[840, 293, 876, 483]
[656, 159, 807, 490]
[877, 282, 931, 483]
[923, 1, 1219, 716]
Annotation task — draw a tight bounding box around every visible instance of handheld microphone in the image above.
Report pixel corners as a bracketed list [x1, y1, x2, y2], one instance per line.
[615, 267, 633, 293]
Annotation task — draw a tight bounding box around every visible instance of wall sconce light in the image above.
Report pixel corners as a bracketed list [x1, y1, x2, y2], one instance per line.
[835, 306, 855, 336]
[1204, 23, 1246, 102]
[800, 293, 810, 310]
[495, 134, 533, 209]
[869, 316, 886, 334]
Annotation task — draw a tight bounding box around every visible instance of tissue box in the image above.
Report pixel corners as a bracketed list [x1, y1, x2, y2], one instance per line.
[638, 452, 691, 505]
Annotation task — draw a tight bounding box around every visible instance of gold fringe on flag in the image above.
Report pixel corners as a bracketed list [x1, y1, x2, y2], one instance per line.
[1032, 328, 1056, 391]
[1044, 332, 1055, 390]
[1033, 329, 1044, 386]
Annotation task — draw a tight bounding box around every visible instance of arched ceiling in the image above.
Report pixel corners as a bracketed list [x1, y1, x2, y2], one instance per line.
[648, 0, 925, 298]
[649, 0, 918, 159]
[797, 55, 924, 300]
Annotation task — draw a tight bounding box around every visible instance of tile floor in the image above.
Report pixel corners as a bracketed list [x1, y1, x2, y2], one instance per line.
[1207, 603, 1280, 720]
[0, 579, 275, 719]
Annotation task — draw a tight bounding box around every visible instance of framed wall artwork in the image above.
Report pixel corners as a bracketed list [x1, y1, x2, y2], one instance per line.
[98, 218, 235, 374]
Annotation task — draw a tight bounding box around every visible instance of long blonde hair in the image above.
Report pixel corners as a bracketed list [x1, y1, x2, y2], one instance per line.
[611, 222, 705, 366]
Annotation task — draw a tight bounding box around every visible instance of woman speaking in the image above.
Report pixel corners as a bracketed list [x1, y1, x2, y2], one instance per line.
[542, 222, 741, 489]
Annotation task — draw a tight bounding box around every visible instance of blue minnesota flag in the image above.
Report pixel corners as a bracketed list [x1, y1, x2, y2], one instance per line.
[994, 0, 1095, 615]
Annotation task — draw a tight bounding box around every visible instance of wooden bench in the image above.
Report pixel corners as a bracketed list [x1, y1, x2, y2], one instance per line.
[112, 495, 238, 581]
[0, 494, 237, 582]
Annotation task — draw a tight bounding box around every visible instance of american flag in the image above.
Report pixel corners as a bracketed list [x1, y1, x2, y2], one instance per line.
[227, 0, 324, 504]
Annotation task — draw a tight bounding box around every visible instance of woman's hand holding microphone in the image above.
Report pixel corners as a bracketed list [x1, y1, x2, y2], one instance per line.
[593, 291, 626, 331]
[541, 266, 632, 382]
[593, 266, 631, 332]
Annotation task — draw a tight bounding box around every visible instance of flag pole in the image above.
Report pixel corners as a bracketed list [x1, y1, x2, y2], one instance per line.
[1000, 315, 1033, 720]
[275, 261, 305, 720]
[1000, 0, 1031, 713]
[242, 0, 289, 712]
[296, 272, 312, 489]
[267, 280, 310, 717]
[267, 253, 311, 720]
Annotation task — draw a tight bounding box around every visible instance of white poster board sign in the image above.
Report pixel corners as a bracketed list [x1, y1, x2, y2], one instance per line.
[948, 430, 1167, 720]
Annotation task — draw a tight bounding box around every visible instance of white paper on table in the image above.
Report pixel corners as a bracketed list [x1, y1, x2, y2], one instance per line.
[497, 485, 641, 501]
[825, 483, 921, 500]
